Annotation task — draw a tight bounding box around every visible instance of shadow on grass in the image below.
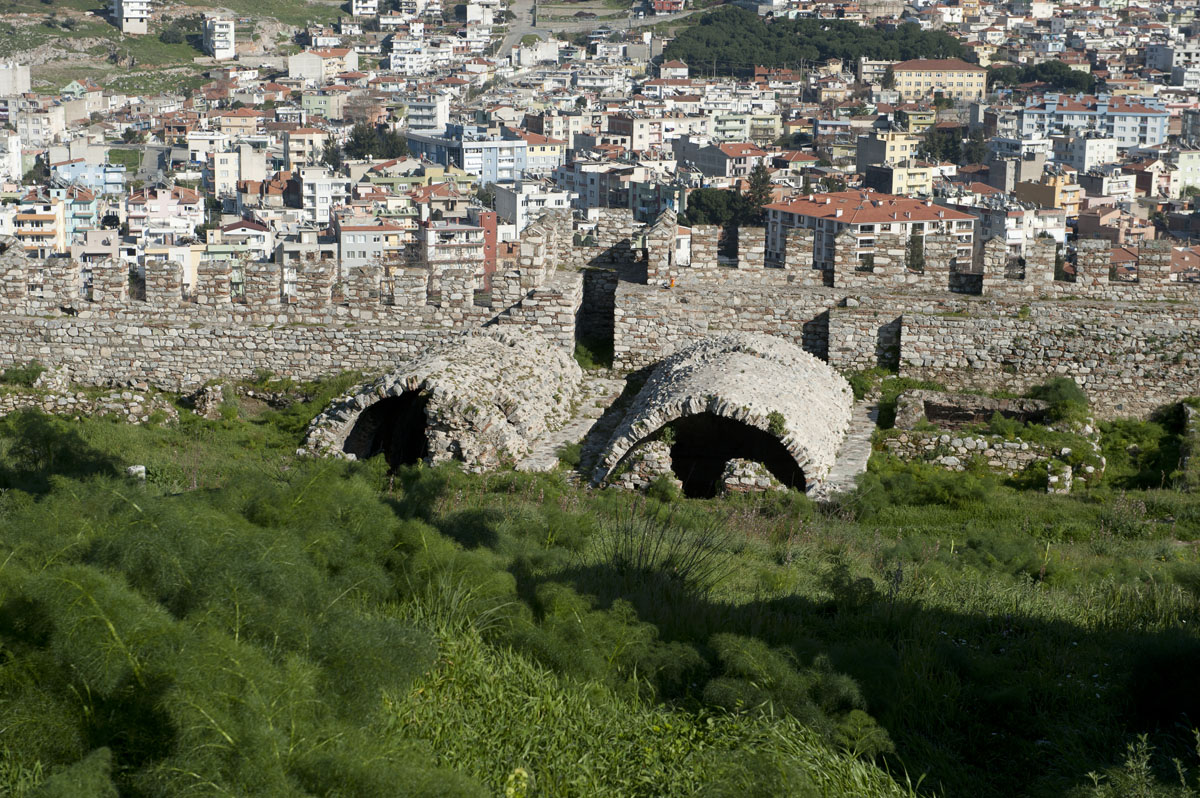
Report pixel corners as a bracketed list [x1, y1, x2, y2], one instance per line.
[516, 556, 1200, 798]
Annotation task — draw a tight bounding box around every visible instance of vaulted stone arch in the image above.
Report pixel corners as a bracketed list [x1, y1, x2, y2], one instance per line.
[304, 329, 582, 471]
[593, 334, 854, 496]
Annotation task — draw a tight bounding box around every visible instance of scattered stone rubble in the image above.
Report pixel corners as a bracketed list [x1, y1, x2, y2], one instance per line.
[721, 459, 784, 493]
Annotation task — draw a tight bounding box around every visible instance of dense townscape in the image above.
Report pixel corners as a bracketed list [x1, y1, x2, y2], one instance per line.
[2, 0, 1199, 284]
[3, 0, 1200, 796]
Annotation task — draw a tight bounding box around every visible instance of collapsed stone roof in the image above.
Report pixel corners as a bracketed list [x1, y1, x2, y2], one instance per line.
[303, 328, 582, 470]
[593, 333, 854, 492]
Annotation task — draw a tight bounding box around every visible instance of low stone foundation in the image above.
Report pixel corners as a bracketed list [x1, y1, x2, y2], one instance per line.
[0, 368, 179, 426]
[883, 388, 1104, 492]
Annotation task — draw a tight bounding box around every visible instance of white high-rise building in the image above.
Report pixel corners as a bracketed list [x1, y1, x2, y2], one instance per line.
[0, 62, 31, 96]
[351, 0, 379, 15]
[111, 0, 151, 34]
[203, 15, 236, 61]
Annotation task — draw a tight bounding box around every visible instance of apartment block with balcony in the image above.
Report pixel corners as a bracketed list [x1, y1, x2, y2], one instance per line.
[203, 15, 236, 61]
[493, 180, 575, 231]
[290, 166, 351, 224]
[1018, 94, 1170, 150]
[125, 186, 205, 243]
[420, 220, 485, 265]
[14, 190, 67, 258]
[863, 161, 934, 196]
[763, 191, 976, 269]
[111, 0, 150, 34]
[855, 129, 921, 171]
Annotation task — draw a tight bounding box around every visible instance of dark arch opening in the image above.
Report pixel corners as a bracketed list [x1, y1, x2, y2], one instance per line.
[666, 412, 806, 498]
[341, 391, 430, 469]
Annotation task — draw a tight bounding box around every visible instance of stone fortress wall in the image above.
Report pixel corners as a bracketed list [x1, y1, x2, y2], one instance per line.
[0, 205, 1197, 418]
[613, 209, 1200, 418]
[0, 214, 584, 390]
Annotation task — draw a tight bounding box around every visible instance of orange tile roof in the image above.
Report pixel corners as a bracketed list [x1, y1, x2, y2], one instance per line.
[765, 190, 975, 224]
[893, 58, 985, 72]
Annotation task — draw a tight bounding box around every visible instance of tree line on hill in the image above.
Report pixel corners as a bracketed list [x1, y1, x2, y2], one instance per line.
[987, 60, 1097, 94]
[662, 7, 964, 78]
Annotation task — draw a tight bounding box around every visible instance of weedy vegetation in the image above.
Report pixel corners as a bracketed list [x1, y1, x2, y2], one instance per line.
[0, 377, 1197, 797]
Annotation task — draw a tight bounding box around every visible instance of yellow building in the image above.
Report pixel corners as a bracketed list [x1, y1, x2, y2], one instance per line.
[891, 58, 987, 102]
[1014, 170, 1084, 220]
[895, 106, 937, 134]
[863, 160, 934, 196]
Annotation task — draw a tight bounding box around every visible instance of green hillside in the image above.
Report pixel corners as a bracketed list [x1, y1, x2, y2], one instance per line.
[0, 375, 1197, 797]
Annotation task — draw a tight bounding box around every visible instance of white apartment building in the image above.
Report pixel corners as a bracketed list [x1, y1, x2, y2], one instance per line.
[351, 0, 379, 15]
[390, 42, 432, 75]
[1052, 133, 1118, 172]
[0, 62, 30, 96]
[111, 0, 151, 34]
[940, 199, 1066, 257]
[203, 15, 236, 61]
[989, 136, 1053, 161]
[295, 166, 352, 224]
[406, 93, 450, 132]
[493, 180, 575, 231]
[186, 131, 229, 164]
[0, 129, 21, 183]
[1172, 149, 1200, 195]
[1172, 66, 1200, 91]
[763, 191, 976, 269]
[1077, 169, 1137, 201]
[125, 186, 205, 241]
[1146, 41, 1200, 71]
[1018, 94, 1170, 150]
[15, 106, 66, 147]
[207, 144, 267, 198]
[420, 221, 484, 264]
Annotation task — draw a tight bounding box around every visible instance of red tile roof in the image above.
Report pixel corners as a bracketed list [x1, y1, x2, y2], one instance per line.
[765, 190, 975, 224]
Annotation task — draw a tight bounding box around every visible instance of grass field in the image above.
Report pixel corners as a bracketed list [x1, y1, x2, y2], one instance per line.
[0, 375, 1196, 797]
[105, 148, 141, 170]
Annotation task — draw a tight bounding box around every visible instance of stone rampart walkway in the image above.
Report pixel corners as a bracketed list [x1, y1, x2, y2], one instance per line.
[516, 375, 626, 473]
[811, 401, 878, 499]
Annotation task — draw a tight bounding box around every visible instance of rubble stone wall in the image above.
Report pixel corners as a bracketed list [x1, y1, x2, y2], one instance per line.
[899, 304, 1200, 418]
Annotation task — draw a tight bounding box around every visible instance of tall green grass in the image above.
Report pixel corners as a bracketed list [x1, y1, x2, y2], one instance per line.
[0, 390, 1196, 797]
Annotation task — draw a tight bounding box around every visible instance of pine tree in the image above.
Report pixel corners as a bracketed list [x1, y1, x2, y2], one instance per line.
[745, 164, 773, 223]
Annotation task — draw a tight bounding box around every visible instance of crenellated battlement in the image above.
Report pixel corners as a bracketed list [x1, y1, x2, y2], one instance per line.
[0, 206, 1195, 418]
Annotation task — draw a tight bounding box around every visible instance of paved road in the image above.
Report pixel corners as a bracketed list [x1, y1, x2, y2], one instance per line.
[135, 144, 169, 184]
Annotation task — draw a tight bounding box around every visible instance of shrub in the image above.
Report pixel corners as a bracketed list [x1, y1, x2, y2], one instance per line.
[1029, 377, 1089, 422]
[573, 336, 613, 370]
[646, 474, 681, 503]
[555, 441, 581, 468]
[767, 411, 787, 438]
[0, 360, 45, 387]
